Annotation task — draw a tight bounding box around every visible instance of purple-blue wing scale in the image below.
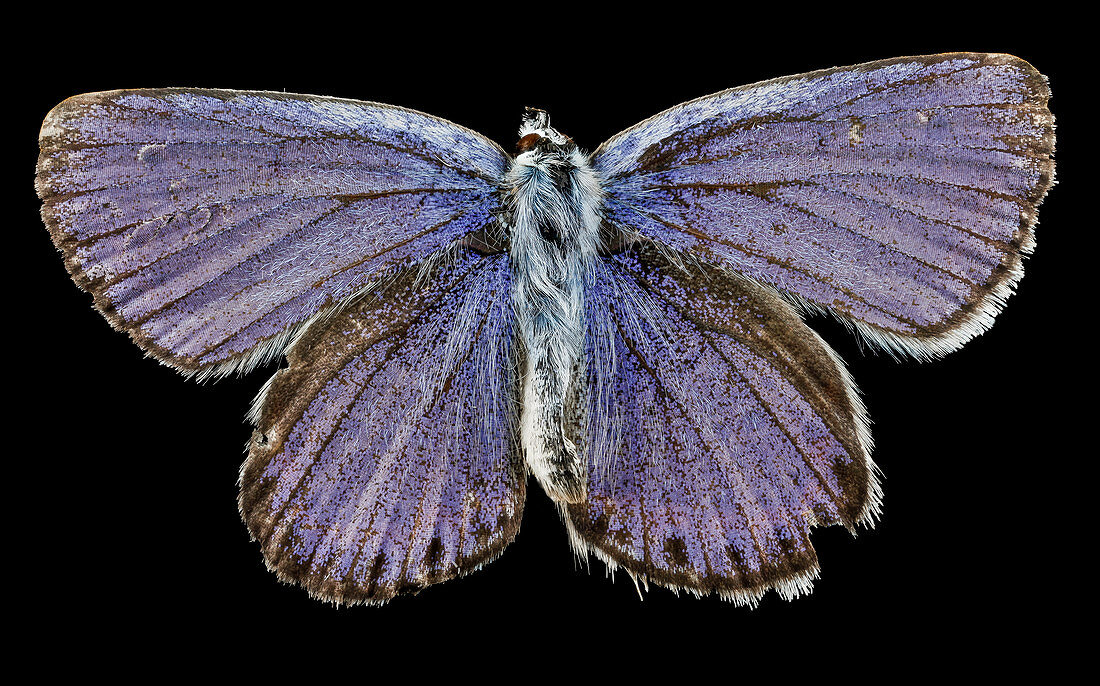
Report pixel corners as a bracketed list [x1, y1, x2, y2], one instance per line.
[565, 244, 877, 604]
[36, 89, 507, 377]
[595, 53, 1055, 358]
[240, 251, 522, 604]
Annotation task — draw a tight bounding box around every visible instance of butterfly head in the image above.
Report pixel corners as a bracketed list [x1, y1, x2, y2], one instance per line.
[516, 107, 574, 156]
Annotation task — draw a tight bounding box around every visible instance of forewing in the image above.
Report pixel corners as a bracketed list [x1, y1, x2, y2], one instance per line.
[240, 250, 522, 604]
[565, 243, 877, 605]
[37, 89, 507, 376]
[595, 53, 1055, 358]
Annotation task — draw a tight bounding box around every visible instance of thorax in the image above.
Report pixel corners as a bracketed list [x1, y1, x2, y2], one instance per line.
[502, 140, 603, 268]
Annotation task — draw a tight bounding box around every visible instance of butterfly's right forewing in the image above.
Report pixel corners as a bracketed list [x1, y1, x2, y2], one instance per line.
[595, 53, 1054, 359]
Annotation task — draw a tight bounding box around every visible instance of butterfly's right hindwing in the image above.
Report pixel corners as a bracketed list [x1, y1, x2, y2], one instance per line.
[565, 244, 878, 605]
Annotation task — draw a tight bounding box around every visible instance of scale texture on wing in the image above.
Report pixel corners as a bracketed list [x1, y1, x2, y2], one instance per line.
[595, 53, 1055, 358]
[36, 88, 507, 375]
[564, 244, 878, 604]
[240, 251, 522, 604]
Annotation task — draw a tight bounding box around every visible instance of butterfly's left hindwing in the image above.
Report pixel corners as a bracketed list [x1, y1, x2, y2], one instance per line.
[565, 244, 877, 604]
[240, 251, 522, 605]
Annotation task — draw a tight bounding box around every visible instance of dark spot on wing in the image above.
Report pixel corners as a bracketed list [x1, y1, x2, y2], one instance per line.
[663, 536, 690, 567]
[425, 537, 444, 568]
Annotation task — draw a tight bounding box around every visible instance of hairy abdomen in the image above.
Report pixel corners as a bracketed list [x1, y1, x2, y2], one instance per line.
[505, 151, 601, 503]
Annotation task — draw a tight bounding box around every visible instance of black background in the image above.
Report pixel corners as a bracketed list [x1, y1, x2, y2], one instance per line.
[16, 11, 1078, 665]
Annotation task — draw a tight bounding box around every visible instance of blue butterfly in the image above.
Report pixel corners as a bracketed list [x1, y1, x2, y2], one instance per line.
[36, 53, 1054, 606]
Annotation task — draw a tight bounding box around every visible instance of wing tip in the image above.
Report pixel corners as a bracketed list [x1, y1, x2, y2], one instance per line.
[39, 89, 137, 150]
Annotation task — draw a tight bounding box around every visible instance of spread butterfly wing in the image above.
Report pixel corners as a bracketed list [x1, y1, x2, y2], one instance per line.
[564, 244, 877, 604]
[595, 53, 1055, 358]
[241, 250, 522, 604]
[36, 88, 507, 376]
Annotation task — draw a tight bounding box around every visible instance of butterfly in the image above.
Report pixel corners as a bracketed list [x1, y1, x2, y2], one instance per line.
[36, 52, 1055, 607]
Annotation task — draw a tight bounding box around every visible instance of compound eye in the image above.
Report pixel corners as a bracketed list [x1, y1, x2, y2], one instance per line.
[516, 133, 544, 153]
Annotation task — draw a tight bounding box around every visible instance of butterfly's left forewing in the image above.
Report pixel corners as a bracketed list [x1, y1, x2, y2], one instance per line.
[37, 89, 507, 377]
[565, 244, 877, 604]
[241, 250, 522, 604]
